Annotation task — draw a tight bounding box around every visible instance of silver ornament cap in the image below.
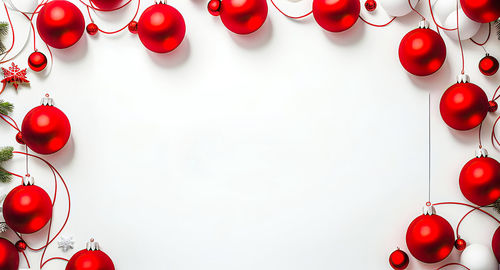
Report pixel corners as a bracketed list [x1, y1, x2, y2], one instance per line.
[418, 20, 429, 29]
[456, 73, 470, 83]
[22, 174, 34, 186]
[40, 93, 54, 106]
[476, 147, 488, 158]
[423, 202, 436, 215]
[86, 238, 100, 251]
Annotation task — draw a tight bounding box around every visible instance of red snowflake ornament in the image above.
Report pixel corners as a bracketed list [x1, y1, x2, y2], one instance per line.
[1, 62, 29, 94]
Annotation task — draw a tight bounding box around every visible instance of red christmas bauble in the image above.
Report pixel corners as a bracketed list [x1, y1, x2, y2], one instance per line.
[365, 0, 377, 12]
[219, 0, 268, 35]
[86, 23, 99, 35]
[493, 226, 500, 262]
[479, 55, 499, 76]
[406, 214, 455, 263]
[137, 3, 186, 53]
[28, 51, 48, 72]
[313, 0, 360, 32]
[15, 240, 27, 252]
[66, 249, 115, 270]
[91, 0, 123, 10]
[490, 101, 498, 112]
[459, 156, 500, 206]
[455, 238, 467, 251]
[36, 0, 85, 49]
[15, 132, 24, 144]
[389, 249, 409, 269]
[0, 238, 19, 270]
[398, 28, 446, 76]
[460, 0, 500, 23]
[21, 103, 71, 155]
[440, 82, 489, 130]
[128, 21, 138, 34]
[3, 184, 53, 234]
[208, 0, 221, 16]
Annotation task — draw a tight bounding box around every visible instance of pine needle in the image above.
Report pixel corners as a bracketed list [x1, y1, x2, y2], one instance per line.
[0, 146, 13, 163]
[0, 100, 13, 116]
[0, 170, 11, 183]
[0, 22, 8, 54]
[496, 19, 500, 40]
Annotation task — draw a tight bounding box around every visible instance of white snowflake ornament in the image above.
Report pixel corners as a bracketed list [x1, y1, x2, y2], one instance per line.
[0, 222, 7, 233]
[57, 235, 75, 252]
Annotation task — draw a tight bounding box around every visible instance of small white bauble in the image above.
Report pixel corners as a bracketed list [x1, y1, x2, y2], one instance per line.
[432, 0, 457, 24]
[379, 0, 419, 17]
[444, 9, 481, 40]
[460, 244, 498, 270]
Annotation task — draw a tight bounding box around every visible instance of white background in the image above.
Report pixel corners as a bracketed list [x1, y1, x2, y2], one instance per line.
[0, 0, 499, 269]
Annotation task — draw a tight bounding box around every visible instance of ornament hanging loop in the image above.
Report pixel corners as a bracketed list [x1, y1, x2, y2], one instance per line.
[22, 174, 34, 186]
[423, 202, 436, 215]
[476, 147, 488, 157]
[86, 238, 101, 251]
[41, 94, 54, 106]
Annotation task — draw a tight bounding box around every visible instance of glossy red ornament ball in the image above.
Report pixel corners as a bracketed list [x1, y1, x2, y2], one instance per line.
[66, 249, 115, 270]
[398, 28, 446, 76]
[490, 101, 498, 112]
[3, 184, 53, 234]
[479, 54, 499, 76]
[15, 132, 24, 144]
[0, 238, 19, 270]
[365, 0, 377, 12]
[459, 156, 500, 206]
[440, 82, 489, 130]
[313, 0, 360, 32]
[492, 226, 500, 263]
[15, 240, 27, 251]
[218, 0, 268, 35]
[137, 3, 186, 53]
[455, 238, 467, 251]
[28, 51, 48, 72]
[208, 0, 221, 16]
[460, 0, 500, 23]
[406, 214, 455, 263]
[128, 21, 138, 34]
[36, 0, 85, 49]
[389, 249, 409, 269]
[91, 0, 123, 10]
[86, 23, 99, 35]
[21, 104, 71, 155]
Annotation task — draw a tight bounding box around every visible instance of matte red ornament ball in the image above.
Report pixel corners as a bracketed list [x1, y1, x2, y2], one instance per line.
[479, 54, 499, 76]
[455, 238, 467, 251]
[15, 132, 24, 144]
[219, 0, 268, 35]
[21, 104, 71, 155]
[90, 0, 123, 10]
[460, 0, 500, 23]
[0, 238, 19, 270]
[208, 0, 221, 16]
[492, 226, 500, 263]
[365, 0, 377, 12]
[398, 28, 446, 76]
[459, 156, 500, 206]
[15, 240, 26, 252]
[389, 249, 409, 270]
[406, 214, 455, 263]
[137, 3, 186, 53]
[313, 0, 360, 32]
[490, 101, 498, 112]
[66, 249, 115, 270]
[128, 21, 138, 34]
[28, 51, 48, 72]
[440, 82, 489, 130]
[36, 0, 85, 49]
[86, 23, 99, 35]
[3, 185, 53, 234]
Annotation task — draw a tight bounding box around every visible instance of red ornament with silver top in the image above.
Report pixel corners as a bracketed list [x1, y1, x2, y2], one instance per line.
[0, 238, 19, 270]
[479, 54, 499, 76]
[313, 0, 360, 32]
[66, 239, 115, 270]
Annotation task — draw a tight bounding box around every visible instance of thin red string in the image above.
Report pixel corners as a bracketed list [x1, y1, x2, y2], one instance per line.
[85, 0, 141, 34]
[408, 0, 425, 20]
[80, 0, 133, 12]
[21, 251, 31, 269]
[428, 0, 457, 31]
[456, 0, 465, 75]
[0, 114, 20, 132]
[0, 3, 17, 65]
[478, 122, 483, 148]
[0, 167, 23, 178]
[470, 22, 491, 46]
[359, 16, 396, 27]
[437, 263, 471, 270]
[434, 201, 500, 224]
[269, 0, 312, 19]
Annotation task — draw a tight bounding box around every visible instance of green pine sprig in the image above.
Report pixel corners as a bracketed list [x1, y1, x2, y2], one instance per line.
[0, 100, 13, 116]
[0, 146, 13, 183]
[496, 19, 500, 40]
[0, 22, 8, 54]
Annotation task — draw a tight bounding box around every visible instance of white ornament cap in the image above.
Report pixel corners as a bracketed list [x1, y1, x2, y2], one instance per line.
[457, 73, 470, 83]
[423, 202, 436, 215]
[476, 147, 488, 158]
[22, 174, 34, 186]
[41, 93, 54, 106]
[418, 20, 429, 29]
[86, 238, 100, 251]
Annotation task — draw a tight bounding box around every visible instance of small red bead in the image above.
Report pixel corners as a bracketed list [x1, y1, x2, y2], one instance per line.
[454, 238, 467, 251]
[489, 100, 498, 112]
[479, 54, 499, 76]
[208, 0, 221, 16]
[15, 240, 27, 251]
[389, 249, 409, 270]
[15, 132, 25, 145]
[28, 51, 48, 72]
[128, 21, 138, 34]
[365, 0, 377, 12]
[86, 23, 99, 35]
